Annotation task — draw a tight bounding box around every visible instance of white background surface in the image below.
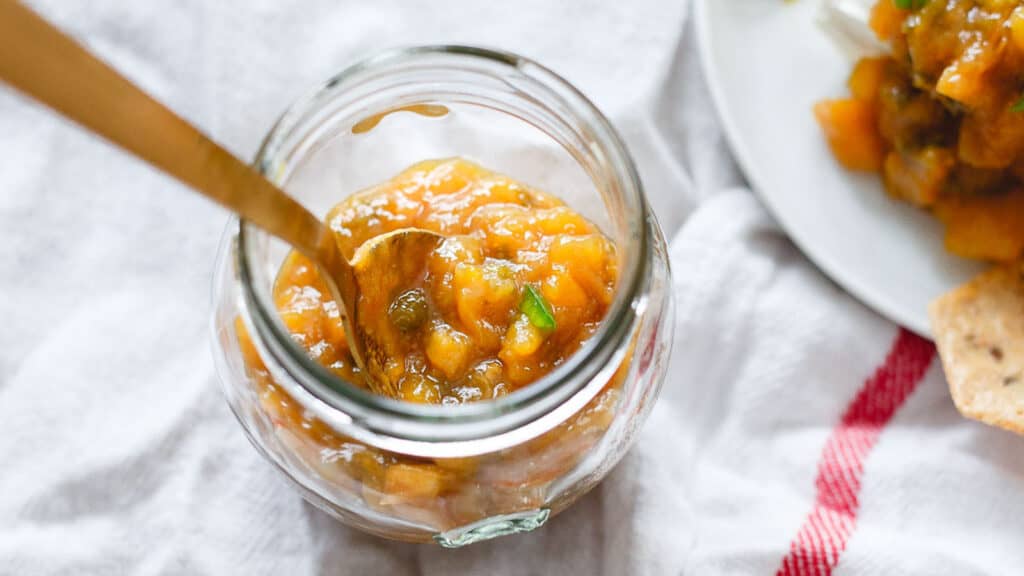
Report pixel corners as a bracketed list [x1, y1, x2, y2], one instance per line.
[3, 1, 1023, 575]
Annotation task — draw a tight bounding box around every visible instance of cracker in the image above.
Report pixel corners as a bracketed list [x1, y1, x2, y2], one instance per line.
[929, 262, 1024, 435]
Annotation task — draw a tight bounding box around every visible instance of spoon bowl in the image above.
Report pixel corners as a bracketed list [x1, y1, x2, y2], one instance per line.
[331, 228, 445, 396]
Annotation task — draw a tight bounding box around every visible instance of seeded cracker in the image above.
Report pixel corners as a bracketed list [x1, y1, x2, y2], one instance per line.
[929, 263, 1024, 435]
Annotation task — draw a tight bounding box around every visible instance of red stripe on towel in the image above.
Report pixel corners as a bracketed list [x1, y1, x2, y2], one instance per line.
[775, 329, 935, 576]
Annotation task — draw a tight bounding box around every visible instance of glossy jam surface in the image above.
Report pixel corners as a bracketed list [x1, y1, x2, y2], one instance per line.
[816, 0, 1024, 261]
[273, 158, 618, 402]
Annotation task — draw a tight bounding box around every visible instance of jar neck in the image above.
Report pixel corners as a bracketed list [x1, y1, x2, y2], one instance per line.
[237, 46, 650, 457]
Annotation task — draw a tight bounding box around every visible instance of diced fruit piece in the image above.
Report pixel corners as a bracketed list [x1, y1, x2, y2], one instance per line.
[425, 321, 474, 379]
[468, 204, 533, 254]
[453, 261, 518, 336]
[542, 272, 588, 336]
[429, 237, 483, 293]
[549, 235, 615, 304]
[1011, 8, 1024, 54]
[935, 38, 1002, 108]
[273, 252, 321, 293]
[383, 464, 447, 500]
[958, 109, 1024, 169]
[425, 159, 487, 195]
[502, 314, 546, 359]
[480, 177, 527, 205]
[399, 374, 441, 404]
[542, 270, 589, 310]
[982, 0, 1022, 11]
[876, 87, 950, 152]
[814, 99, 885, 171]
[934, 190, 1024, 261]
[353, 449, 388, 490]
[936, 62, 979, 107]
[279, 308, 324, 344]
[848, 57, 889, 104]
[870, 0, 907, 42]
[503, 355, 543, 387]
[426, 163, 469, 195]
[882, 146, 956, 207]
[460, 359, 504, 399]
[534, 207, 594, 236]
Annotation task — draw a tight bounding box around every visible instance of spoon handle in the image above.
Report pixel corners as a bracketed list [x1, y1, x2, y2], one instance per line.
[0, 1, 340, 268]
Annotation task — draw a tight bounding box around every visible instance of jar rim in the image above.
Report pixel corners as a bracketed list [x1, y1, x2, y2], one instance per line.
[236, 45, 650, 448]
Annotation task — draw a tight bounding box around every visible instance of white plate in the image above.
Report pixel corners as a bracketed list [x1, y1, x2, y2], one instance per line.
[694, 0, 985, 337]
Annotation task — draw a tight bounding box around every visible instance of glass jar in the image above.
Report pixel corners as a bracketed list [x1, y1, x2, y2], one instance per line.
[210, 46, 673, 547]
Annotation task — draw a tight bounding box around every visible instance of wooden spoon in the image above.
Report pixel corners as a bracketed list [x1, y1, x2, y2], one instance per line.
[0, 1, 442, 396]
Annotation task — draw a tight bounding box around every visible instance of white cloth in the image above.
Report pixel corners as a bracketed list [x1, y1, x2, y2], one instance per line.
[2, 1, 1022, 575]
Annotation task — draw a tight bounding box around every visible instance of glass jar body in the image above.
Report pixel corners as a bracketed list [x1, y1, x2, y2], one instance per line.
[209, 47, 674, 546]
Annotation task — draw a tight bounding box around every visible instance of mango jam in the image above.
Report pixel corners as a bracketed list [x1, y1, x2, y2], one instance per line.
[816, 0, 1024, 261]
[272, 158, 618, 402]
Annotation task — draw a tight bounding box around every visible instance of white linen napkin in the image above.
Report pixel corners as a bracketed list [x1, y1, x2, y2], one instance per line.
[2, 1, 1022, 575]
